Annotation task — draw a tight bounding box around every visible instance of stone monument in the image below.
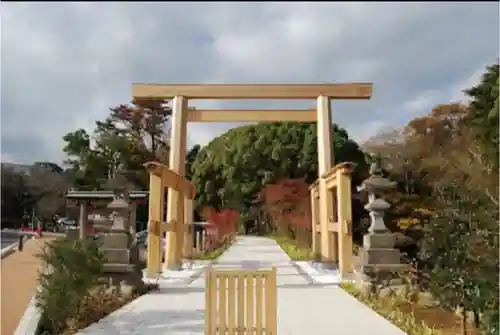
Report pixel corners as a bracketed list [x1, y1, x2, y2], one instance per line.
[96, 187, 143, 290]
[356, 160, 409, 291]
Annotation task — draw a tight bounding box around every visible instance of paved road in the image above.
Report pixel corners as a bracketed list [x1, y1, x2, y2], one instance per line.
[1, 231, 20, 249]
[78, 236, 406, 335]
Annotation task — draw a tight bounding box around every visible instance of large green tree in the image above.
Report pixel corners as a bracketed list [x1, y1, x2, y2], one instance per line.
[464, 63, 499, 169]
[191, 122, 367, 219]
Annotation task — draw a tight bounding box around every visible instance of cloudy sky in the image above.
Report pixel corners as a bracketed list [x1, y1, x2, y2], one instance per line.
[1, 2, 498, 165]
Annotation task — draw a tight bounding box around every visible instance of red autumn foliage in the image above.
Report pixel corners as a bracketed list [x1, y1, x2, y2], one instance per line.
[200, 207, 238, 250]
[262, 179, 312, 245]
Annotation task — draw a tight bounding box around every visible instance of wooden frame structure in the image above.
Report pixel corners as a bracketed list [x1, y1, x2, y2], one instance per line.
[205, 266, 277, 335]
[144, 162, 195, 277]
[135, 83, 372, 275]
[310, 162, 356, 277]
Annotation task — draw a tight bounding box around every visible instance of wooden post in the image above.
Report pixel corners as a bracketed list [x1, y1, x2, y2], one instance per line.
[146, 171, 164, 277]
[310, 187, 321, 260]
[195, 231, 201, 253]
[165, 95, 188, 270]
[337, 167, 354, 277]
[183, 198, 194, 258]
[176, 105, 188, 264]
[79, 202, 89, 239]
[316, 95, 337, 266]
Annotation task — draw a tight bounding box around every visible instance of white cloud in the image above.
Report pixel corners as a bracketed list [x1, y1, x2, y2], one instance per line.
[403, 90, 441, 115]
[1, 2, 498, 165]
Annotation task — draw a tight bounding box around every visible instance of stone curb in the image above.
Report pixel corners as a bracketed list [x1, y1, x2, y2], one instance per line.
[13, 290, 42, 335]
[0, 243, 18, 259]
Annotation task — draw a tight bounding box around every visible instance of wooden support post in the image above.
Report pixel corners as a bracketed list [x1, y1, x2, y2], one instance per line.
[146, 171, 164, 277]
[175, 195, 185, 263]
[337, 167, 354, 278]
[310, 188, 321, 260]
[165, 95, 188, 270]
[183, 198, 194, 258]
[195, 231, 201, 253]
[316, 95, 337, 266]
[79, 202, 89, 239]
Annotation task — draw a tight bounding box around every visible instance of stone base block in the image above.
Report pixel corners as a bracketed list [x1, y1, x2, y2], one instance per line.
[364, 248, 401, 264]
[363, 233, 396, 249]
[101, 233, 131, 249]
[103, 249, 130, 263]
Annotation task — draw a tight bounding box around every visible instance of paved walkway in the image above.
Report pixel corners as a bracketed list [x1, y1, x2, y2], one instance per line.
[79, 236, 406, 335]
[1, 236, 55, 335]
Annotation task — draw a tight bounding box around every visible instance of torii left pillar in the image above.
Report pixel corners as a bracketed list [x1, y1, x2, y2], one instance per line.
[317, 95, 338, 268]
[164, 96, 188, 270]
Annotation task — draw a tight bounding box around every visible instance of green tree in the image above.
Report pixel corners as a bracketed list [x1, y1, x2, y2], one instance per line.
[62, 129, 109, 190]
[186, 144, 201, 180]
[62, 101, 172, 190]
[0, 166, 37, 228]
[191, 122, 367, 225]
[464, 63, 499, 169]
[28, 164, 70, 220]
[419, 184, 498, 334]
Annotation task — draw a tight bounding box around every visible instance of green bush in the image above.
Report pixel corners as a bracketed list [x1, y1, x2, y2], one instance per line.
[36, 238, 104, 334]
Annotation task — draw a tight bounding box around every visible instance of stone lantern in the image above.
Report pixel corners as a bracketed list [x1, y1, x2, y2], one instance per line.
[357, 160, 408, 290]
[99, 187, 143, 289]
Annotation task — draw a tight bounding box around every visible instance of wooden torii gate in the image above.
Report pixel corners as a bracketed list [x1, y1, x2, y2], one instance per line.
[134, 83, 373, 277]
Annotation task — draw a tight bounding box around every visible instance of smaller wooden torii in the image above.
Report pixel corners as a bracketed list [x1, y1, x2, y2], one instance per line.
[144, 161, 195, 278]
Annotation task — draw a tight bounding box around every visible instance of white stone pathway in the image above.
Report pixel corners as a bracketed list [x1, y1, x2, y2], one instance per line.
[78, 236, 406, 335]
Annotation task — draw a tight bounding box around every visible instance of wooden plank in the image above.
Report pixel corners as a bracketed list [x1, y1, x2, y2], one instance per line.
[205, 268, 216, 334]
[132, 83, 373, 100]
[323, 162, 357, 190]
[246, 274, 254, 332]
[227, 274, 236, 334]
[219, 274, 227, 332]
[255, 275, 263, 333]
[187, 109, 317, 122]
[267, 267, 278, 335]
[237, 274, 245, 333]
[144, 161, 195, 200]
[146, 171, 163, 277]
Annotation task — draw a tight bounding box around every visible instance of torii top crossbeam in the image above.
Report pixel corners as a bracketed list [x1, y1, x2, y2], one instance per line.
[132, 83, 373, 100]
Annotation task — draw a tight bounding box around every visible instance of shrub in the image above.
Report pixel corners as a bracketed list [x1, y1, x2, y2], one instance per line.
[36, 237, 104, 334]
[273, 235, 314, 261]
[342, 283, 437, 335]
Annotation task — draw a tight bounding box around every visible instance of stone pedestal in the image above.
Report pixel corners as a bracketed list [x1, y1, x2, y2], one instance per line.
[357, 161, 409, 291]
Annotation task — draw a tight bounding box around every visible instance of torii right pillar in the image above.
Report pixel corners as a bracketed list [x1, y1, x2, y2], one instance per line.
[316, 95, 338, 267]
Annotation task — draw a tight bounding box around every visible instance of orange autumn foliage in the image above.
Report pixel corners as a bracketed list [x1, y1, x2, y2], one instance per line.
[200, 207, 238, 250]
